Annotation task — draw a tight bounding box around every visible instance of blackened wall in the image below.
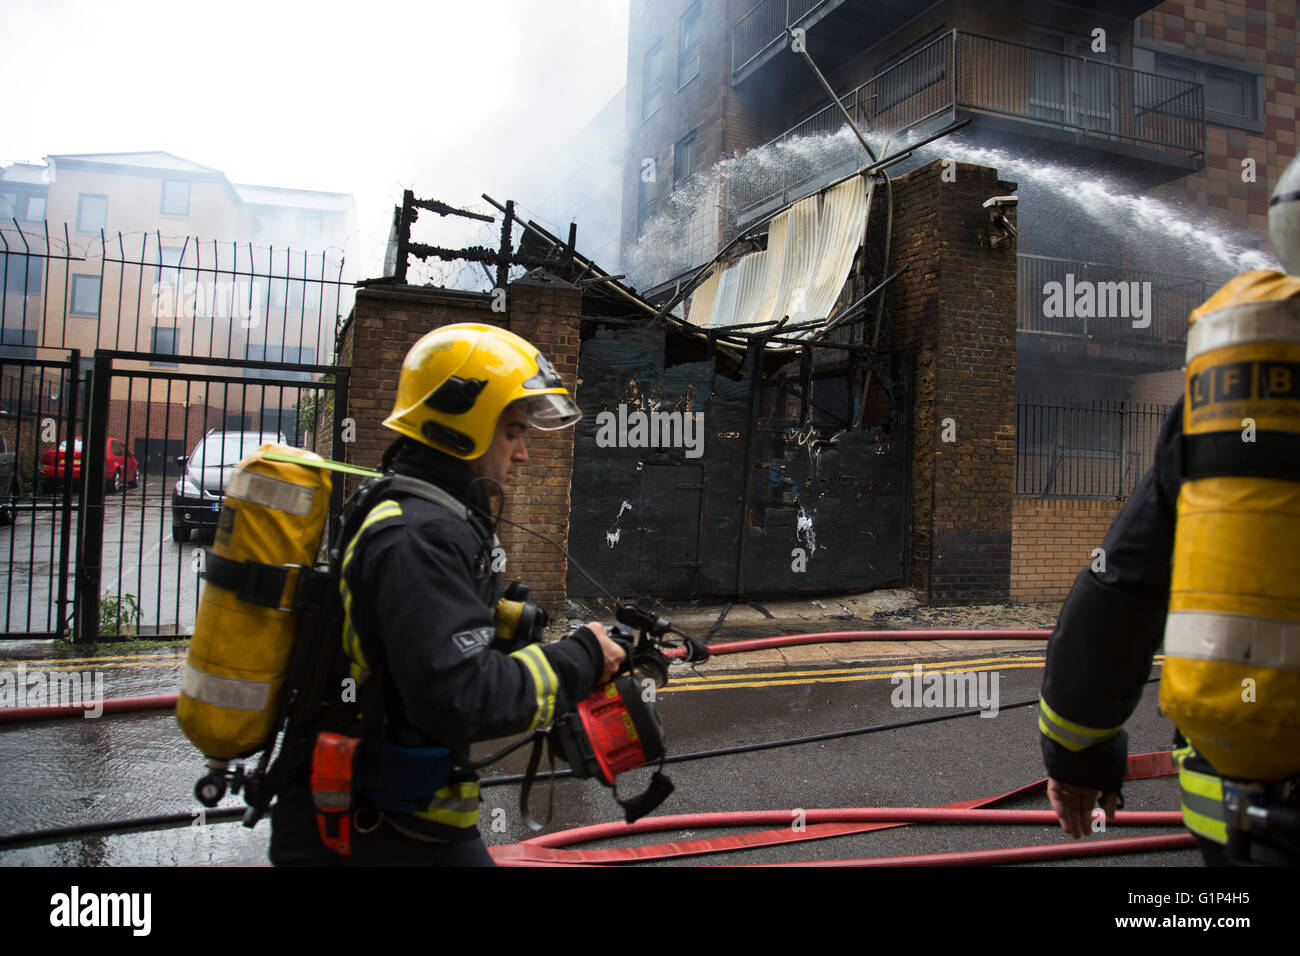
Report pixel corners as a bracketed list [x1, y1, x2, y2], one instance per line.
[568, 323, 912, 601]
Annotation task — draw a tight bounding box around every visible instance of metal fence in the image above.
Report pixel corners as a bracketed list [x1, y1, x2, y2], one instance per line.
[0, 220, 353, 640]
[1016, 397, 1173, 499]
[0, 354, 81, 639]
[1, 222, 350, 363]
[74, 352, 347, 640]
[1017, 254, 1210, 347]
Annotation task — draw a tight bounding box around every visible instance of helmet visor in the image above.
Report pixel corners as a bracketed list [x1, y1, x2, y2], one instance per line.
[521, 393, 582, 430]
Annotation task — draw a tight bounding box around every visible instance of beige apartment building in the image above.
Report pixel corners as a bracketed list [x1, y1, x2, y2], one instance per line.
[0, 151, 355, 469]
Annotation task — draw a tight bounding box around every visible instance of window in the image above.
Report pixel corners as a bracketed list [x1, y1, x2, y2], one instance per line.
[2, 253, 42, 295]
[70, 275, 101, 316]
[642, 41, 663, 120]
[674, 130, 698, 187]
[638, 173, 657, 229]
[1151, 51, 1260, 126]
[260, 407, 302, 444]
[76, 194, 108, 234]
[677, 1, 701, 89]
[245, 343, 316, 382]
[0, 326, 37, 359]
[161, 180, 190, 216]
[150, 326, 179, 366]
[156, 246, 184, 288]
[0, 190, 45, 223]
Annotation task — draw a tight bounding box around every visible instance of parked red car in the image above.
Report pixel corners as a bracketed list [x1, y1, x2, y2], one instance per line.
[41, 437, 141, 493]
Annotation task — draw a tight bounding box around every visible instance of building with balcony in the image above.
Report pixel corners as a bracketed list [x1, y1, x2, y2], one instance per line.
[620, 0, 1293, 407]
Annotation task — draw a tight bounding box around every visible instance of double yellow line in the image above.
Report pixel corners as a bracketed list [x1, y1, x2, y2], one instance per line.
[661, 654, 1165, 694]
[0, 653, 186, 672]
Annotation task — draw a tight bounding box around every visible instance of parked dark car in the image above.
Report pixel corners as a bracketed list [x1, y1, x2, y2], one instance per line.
[40, 436, 140, 493]
[171, 430, 285, 542]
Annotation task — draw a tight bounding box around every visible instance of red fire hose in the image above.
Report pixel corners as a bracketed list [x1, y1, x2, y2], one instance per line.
[489, 751, 1185, 866]
[0, 693, 179, 724]
[665, 628, 1051, 658]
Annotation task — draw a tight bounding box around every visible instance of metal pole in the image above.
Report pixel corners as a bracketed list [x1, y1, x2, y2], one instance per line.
[495, 200, 514, 293]
[75, 351, 111, 642]
[394, 190, 414, 285]
[787, 27, 878, 163]
[55, 349, 79, 638]
[329, 367, 350, 550]
[733, 338, 766, 598]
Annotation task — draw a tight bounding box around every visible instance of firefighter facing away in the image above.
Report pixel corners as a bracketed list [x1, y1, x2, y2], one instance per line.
[1039, 156, 1300, 865]
[270, 323, 626, 865]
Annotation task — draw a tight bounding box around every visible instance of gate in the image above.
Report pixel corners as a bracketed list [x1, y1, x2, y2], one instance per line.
[1, 220, 353, 641]
[0, 353, 82, 639]
[74, 352, 349, 641]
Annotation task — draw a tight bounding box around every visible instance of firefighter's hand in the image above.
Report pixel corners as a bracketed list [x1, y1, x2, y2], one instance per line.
[1047, 777, 1117, 838]
[587, 622, 626, 684]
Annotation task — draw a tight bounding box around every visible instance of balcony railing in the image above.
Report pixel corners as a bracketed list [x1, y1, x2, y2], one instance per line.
[1018, 254, 1212, 348]
[732, 0, 845, 76]
[729, 30, 1204, 220]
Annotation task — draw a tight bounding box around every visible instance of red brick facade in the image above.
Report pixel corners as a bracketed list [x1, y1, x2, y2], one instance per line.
[336, 275, 581, 608]
[1012, 498, 1124, 602]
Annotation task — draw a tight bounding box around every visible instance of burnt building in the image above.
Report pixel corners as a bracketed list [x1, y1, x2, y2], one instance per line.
[620, 0, 1290, 400]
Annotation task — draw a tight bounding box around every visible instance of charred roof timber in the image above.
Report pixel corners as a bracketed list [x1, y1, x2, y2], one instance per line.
[386, 189, 591, 289]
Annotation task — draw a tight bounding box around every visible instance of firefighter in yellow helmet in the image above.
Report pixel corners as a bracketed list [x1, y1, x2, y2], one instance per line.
[1039, 158, 1300, 865]
[270, 323, 625, 866]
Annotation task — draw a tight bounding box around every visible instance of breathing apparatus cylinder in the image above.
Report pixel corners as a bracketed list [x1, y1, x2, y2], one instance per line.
[177, 445, 333, 781]
[1161, 290, 1300, 781]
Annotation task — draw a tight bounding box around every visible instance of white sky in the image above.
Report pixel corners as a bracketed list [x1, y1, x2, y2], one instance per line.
[0, 0, 630, 279]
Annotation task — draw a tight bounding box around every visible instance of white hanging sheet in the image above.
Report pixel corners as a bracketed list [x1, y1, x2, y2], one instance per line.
[685, 176, 870, 338]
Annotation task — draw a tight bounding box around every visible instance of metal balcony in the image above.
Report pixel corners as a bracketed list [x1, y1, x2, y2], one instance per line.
[730, 30, 1205, 223]
[1017, 253, 1211, 349]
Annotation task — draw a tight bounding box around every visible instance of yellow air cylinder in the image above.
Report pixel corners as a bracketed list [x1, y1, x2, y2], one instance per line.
[177, 444, 332, 760]
[1161, 286, 1300, 781]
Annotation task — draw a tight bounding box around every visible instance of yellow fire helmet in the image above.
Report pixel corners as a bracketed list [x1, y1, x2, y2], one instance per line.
[382, 323, 582, 459]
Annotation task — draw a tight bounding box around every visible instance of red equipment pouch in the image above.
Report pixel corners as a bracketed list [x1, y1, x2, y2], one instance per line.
[311, 732, 361, 856]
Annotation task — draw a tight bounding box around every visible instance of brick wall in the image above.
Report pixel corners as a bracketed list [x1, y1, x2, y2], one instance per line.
[491, 275, 581, 609]
[1141, 0, 1297, 238]
[1011, 497, 1123, 602]
[339, 274, 581, 608]
[887, 158, 1019, 605]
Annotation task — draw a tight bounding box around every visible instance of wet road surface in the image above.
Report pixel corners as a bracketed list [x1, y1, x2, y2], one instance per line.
[0, 640, 1198, 867]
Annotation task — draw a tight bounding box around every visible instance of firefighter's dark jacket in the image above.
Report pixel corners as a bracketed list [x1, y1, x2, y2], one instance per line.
[345, 439, 604, 751]
[1039, 396, 1184, 794]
